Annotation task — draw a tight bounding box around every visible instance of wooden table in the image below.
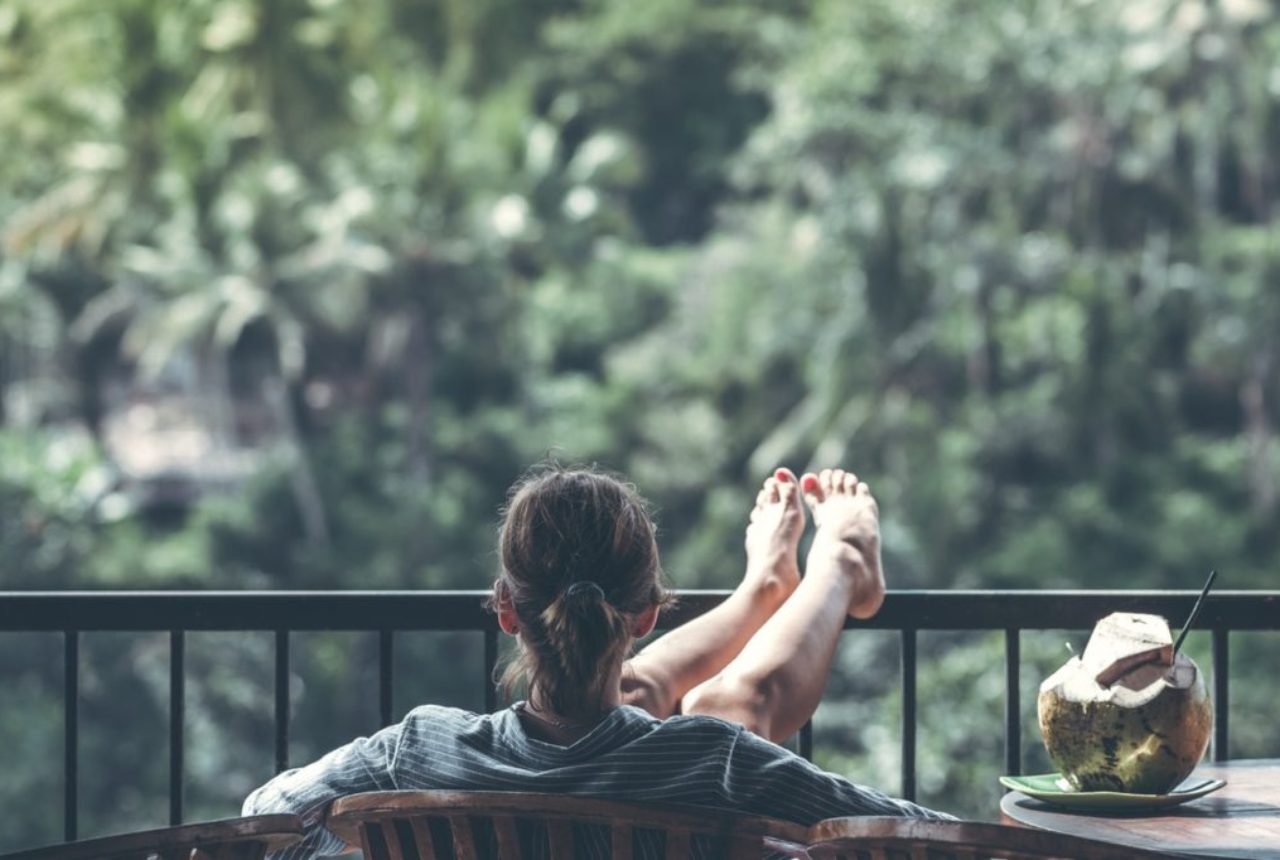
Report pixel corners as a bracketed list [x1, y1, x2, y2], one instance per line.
[1001, 759, 1280, 859]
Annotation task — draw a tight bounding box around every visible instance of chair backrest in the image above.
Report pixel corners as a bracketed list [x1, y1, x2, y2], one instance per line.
[0, 815, 304, 860]
[804, 817, 1188, 860]
[327, 790, 811, 860]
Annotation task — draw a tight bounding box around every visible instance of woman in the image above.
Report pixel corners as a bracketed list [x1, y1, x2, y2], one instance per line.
[243, 465, 949, 859]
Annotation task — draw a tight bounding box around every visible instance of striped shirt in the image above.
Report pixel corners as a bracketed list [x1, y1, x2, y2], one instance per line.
[243, 703, 951, 859]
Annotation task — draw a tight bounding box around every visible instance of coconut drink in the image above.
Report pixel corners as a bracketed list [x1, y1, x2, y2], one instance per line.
[1037, 612, 1212, 794]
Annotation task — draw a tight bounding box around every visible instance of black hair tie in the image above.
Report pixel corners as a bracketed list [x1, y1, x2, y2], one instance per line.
[564, 581, 607, 602]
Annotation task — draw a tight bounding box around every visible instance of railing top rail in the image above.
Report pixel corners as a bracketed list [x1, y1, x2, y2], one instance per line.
[0, 590, 1276, 632]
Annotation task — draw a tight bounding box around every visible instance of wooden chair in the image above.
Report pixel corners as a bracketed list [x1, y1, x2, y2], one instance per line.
[327, 790, 811, 859]
[0, 815, 303, 860]
[804, 817, 1188, 860]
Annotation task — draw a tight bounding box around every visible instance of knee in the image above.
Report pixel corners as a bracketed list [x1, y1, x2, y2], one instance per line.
[681, 673, 776, 740]
[621, 671, 675, 719]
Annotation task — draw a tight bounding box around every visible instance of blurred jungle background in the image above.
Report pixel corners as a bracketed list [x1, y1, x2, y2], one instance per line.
[2, 0, 1278, 848]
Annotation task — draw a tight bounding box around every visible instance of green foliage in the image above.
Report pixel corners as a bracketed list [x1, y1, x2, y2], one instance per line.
[1, 0, 1278, 844]
[0, 429, 114, 587]
[0, 633, 63, 851]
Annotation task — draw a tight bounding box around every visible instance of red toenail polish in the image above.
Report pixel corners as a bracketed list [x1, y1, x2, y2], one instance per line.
[776, 470, 790, 482]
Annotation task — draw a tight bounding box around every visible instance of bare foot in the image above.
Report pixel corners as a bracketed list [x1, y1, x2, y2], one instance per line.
[743, 468, 805, 602]
[800, 467, 886, 619]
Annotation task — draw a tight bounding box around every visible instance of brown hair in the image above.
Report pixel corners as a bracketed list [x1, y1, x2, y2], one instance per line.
[491, 465, 670, 714]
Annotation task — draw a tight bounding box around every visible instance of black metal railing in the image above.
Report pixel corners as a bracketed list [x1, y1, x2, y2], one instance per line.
[1, 589, 1276, 842]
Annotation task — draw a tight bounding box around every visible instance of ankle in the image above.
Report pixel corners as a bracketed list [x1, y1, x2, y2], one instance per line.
[806, 538, 884, 618]
[743, 557, 799, 604]
[807, 536, 870, 575]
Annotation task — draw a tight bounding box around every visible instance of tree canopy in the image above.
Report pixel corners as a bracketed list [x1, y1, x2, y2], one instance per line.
[1, 0, 1276, 845]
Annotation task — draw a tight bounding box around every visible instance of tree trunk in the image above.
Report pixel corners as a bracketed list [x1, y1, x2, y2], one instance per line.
[405, 309, 434, 484]
[266, 377, 331, 546]
[1241, 353, 1275, 519]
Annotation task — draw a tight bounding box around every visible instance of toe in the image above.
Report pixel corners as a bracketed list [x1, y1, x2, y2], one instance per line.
[778, 481, 803, 518]
[801, 472, 823, 508]
[843, 472, 859, 495]
[819, 468, 835, 497]
[775, 469, 802, 511]
[764, 477, 781, 504]
[857, 481, 879, 513]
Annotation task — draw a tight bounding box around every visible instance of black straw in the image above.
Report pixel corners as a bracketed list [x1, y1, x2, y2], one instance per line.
[1173, 569, 1218, 656]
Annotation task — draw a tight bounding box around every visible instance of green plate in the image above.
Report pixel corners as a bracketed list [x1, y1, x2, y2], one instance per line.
[999, 773, 1226, 810]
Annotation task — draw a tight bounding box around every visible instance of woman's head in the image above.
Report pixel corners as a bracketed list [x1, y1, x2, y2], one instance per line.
[492, 465, 670, 713]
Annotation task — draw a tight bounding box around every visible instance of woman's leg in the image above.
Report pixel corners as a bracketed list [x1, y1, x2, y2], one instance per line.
[621, 468, 806, 718]
[680, 467, 885, 742]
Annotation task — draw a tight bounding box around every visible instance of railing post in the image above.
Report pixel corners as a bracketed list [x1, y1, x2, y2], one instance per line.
[901, 628, 917, 802]
[1212, 628, 1229, 762]
[63, 630, 78, 842]
[1005, 628, 1021, 778]
[799, 720, 813, 761]
[275, 629, 290, 773]
[379, 630, 394, 727]
[169, 630, 185, 825]
[484, 628, 499, 713]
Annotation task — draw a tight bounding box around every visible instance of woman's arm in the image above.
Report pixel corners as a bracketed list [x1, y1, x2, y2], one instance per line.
[722, 727, 955, 824]
[243, 724, 402, 860]
[622, 468, 805, 717]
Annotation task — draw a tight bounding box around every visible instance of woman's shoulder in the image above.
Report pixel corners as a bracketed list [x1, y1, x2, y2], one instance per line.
[398, 703, 511, 739]
[402, 702, 484, 722]
[657, 711, 813, 763]
[639, 708, 752, 742]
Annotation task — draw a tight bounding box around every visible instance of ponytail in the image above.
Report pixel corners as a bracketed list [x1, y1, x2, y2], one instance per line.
[537, 582, 630, 711]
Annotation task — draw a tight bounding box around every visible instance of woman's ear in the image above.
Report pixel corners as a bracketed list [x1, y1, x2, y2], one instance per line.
[494, 583, 520, 635]
[630, 603, 660, 639]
